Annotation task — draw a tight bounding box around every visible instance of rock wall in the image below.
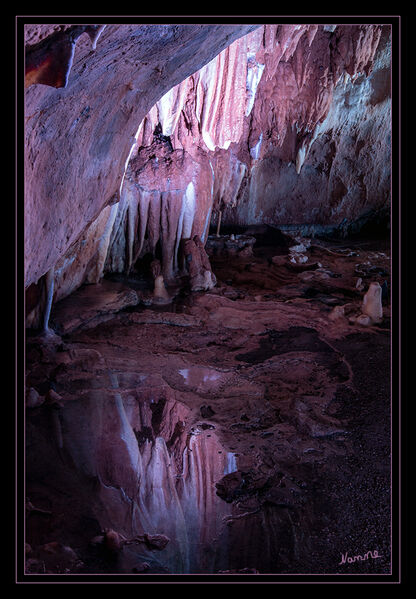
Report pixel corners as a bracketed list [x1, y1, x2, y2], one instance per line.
[227, 24, 391, 229]
[102, 24, 390, 281]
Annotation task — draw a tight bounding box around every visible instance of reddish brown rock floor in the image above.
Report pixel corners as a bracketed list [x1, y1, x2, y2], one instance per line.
[25, 232, 391, 575]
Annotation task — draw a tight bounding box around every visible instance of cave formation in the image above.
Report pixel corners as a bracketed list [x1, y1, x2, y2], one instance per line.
[23, 22, 393, 577]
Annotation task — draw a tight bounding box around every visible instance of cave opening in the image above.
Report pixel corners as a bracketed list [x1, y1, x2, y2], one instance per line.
[23, 22, 393, 577]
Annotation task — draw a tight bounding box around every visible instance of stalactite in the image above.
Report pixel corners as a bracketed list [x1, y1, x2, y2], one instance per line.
[201, 204, 213, 244]
[147, 192, 162, 259]
[132, 191, 151, 268]
[87, 204, 119, 284]
[245, 52, 265, 117]
[174, 205, 185, 274]
[295, 142, 307, 175]
[104, 192, 129, 274]
[42, 267, 55, 333]
[160, 193, 180, 282]
[126, 194, 139, 274]
[182, 182, 196, 240]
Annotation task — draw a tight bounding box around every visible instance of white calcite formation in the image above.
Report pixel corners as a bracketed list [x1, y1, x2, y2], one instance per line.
[289, 236, 310, 264]
[349, 281, 383, 326]
[153, 274, 171, 304]
[361, 281, 383, 324]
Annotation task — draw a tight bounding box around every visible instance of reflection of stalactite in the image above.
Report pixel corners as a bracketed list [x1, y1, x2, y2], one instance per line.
[216, 210, 222, 237]
[51, 409, 63, 449]
[54, 370, 234, 572]
[131, 192, 150, 270]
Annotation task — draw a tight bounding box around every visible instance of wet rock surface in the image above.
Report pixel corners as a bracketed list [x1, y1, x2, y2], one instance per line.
[25, 232, 391, 574]
[50, 279, 140, 334]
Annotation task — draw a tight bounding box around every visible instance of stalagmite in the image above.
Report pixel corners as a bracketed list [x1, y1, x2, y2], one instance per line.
[153, 275, 171, 303]
[150, 259, 171, 303]
[183, 235, 217, 292]
[362, 281, 383, 324]
[355, 314, 372, 327]
[356, 277, 364, 291]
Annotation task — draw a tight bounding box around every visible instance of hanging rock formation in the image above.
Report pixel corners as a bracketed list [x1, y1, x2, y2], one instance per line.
[34, 22, 391, 322]
[24, 23, 391, 331]
[24, 23, 259, 290]
[125, 23, 389, 237]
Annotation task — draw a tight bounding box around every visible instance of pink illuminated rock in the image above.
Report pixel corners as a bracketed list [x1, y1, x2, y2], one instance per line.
[153, 275, 171, 304]
[25, 25, 106, 88]
[25, 23, 390, 324]
[101, 23, 389, 299]
[183, 235, 217, 292]
[24, 24, 259, 288]
[51, 279, 139, 334]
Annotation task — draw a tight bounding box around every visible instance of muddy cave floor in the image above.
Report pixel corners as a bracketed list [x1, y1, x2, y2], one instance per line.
[25, 233, 391, 575]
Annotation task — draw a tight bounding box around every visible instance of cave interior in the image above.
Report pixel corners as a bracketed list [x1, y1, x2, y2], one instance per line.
[23, 21, 393, 576]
